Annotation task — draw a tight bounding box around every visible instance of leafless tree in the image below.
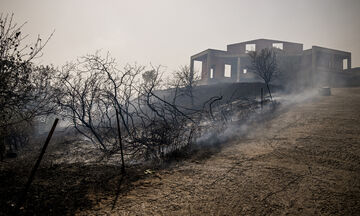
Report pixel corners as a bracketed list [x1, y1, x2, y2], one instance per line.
[137, 67, 200, 160]
[248, 48, 278, 100]
[170, 65, 200, 106]
[54, 51, 268, 166]
[55, 54, 128, 151]
[54, 52, 199, 167]
[142, 69, 162, 86]
[0, 13, 54, 159]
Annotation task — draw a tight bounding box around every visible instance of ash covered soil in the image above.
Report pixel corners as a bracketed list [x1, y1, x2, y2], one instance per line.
[86, 87, 360, 215]
[2, 87, 360, 215]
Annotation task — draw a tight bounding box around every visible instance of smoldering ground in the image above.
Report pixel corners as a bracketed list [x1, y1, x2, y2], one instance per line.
[194, 88, 319, 150]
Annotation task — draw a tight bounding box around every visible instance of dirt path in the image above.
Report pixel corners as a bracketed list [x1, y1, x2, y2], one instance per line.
[80, 88, 360, 215]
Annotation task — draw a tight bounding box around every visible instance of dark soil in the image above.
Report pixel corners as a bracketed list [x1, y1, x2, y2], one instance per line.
[0, 161, 148, 215]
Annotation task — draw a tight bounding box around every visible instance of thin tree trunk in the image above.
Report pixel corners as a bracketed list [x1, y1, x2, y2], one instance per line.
[190, 89, 194, 106]
[266, 83, 273, 101]
[115, 109, 125, 173]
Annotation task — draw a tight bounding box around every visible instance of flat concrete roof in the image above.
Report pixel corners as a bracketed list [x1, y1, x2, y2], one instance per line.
[227, 38, 303, 47]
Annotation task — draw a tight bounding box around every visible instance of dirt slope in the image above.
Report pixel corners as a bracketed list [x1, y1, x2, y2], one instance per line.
[81, 87, 360, 215]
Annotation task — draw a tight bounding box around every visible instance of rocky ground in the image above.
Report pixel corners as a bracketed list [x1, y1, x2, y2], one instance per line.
[1, 87, 360, 215]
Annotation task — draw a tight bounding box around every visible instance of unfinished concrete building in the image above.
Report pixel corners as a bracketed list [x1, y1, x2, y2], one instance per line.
[190, 39, 353, 89]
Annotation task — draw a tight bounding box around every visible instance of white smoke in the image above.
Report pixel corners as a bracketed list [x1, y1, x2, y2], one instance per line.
[194, 88, 319, 148]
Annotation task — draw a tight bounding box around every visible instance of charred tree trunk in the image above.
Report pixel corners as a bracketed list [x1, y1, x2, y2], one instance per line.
[266, 83, 273, 101]
[115, 109, 125, 173]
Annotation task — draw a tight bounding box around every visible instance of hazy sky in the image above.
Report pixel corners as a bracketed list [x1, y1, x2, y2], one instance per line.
[2, 0, 360, 76]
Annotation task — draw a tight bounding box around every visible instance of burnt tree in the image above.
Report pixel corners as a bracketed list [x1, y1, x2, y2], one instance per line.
[0, 13, 54, 159]
[248, 48, 278, 100]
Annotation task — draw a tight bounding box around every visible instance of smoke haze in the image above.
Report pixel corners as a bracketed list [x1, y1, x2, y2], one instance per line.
[1, 0, 360, 78]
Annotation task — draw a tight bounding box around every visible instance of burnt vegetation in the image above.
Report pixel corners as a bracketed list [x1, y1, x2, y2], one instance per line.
[0, 14, 55, 160]
[0, 14, 277, 215]
[248, 48, 278, 100]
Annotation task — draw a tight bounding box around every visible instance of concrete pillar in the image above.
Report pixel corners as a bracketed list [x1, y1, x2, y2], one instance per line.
[190, 59, 194, 78]
[207, 54, 211, 79]
[201, 59, 207, 79]
[311, 49, 317, 87]
[237, 57, 241, 82]
[348, 56, 352, 69]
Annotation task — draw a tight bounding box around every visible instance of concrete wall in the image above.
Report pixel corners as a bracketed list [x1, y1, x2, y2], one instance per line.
[201, 56, 209, 79]
[203, 55, 238, 81]
[227, 39, 303, 55]
[309, 46, 352, 87]
[192, 39, 352, 88]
